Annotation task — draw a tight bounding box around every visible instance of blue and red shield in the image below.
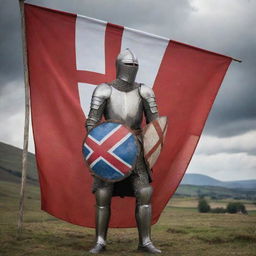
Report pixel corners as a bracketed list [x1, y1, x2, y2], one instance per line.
[83, 121, 139, 182]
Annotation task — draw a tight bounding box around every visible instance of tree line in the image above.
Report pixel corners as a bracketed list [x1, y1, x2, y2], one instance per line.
[198, 197, 247, 214]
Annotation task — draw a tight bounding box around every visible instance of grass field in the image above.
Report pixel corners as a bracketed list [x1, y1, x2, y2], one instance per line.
[1, 180, 256, 256]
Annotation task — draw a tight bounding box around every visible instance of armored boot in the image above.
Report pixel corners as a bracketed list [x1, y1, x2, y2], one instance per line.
[89, 187, 112, 254]
[135, 186, 161, 254]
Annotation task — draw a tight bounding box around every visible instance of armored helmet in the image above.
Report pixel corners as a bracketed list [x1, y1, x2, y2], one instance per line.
[116, 48, 139, 84]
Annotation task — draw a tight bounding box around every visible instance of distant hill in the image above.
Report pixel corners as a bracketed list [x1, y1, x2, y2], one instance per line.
[1, 141, 256, 195]
[175, 184, 256, 200]
[0, 142, 38, 183]
[181, 173, 256, 190]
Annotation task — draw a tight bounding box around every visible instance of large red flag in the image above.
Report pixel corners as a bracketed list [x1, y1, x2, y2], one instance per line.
[25, 4, 232, 228]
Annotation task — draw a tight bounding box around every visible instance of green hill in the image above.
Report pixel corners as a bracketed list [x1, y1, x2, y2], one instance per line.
[0, 141, 255, 200]
[175, 184, 256, 200]
[181, 173, 256, 190]
[0, 142, 38, 183]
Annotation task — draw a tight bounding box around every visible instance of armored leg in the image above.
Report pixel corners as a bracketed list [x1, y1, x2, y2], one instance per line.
[135, 185, 161, 254]
[89, 186, 113, 254]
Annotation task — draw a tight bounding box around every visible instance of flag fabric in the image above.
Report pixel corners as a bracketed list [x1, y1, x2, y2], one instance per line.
[25, 3, 232, 228]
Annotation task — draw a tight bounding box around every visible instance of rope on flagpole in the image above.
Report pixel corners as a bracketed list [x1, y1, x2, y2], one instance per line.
[17, 0, 30, 236]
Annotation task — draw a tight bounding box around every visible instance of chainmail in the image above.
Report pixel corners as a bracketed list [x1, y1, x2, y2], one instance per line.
[92, 139, 151, 197]
[108, 79, 139, 92]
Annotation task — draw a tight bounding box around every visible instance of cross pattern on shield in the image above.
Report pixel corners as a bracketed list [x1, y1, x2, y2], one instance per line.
[83, 121, 139, 182]
[143, 116, 168, 169]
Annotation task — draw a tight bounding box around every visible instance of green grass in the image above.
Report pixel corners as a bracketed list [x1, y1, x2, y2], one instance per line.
[169, 196, 256, 212]
[1, 180, 256, 256]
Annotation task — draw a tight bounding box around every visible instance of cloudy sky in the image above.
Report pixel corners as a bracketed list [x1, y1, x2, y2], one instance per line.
[0, 0, 255, 181]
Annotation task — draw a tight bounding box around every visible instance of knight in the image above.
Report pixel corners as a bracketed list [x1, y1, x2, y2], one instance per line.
[86, 48, 161, 254]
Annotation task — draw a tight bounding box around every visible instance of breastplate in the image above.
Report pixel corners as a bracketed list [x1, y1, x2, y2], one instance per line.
[104, 86, 143, 130]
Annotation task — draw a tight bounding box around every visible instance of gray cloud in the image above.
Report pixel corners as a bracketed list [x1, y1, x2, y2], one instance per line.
[205, 65, 256, 137]
[2, 0, 254, 139]
[188, 151, 256, 181]
[26, 0, 194, 32]
[0, 1, 23, 86]
[177, 1, 256, 138]
[205, 118, 256, 138]
[1, 0, 256, 180]
[195, 131, 256, 156]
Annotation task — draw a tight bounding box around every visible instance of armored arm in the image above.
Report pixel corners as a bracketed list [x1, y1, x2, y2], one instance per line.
[85, 83, 112, 132]
[139, 84, 159, 123]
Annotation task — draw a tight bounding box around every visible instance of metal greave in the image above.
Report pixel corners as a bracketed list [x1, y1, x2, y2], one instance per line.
[135, 203, 152, 246]
[94, 186, 113, 245]
[93, 185, 154, 247]
[135, 185, 153, 246]
[95, 205, 110, 245]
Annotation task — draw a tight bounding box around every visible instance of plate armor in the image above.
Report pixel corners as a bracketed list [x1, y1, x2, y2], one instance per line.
[86, 49, 161, 254]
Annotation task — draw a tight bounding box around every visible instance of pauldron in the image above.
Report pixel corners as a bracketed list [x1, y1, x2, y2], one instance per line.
[85, 83, 111, 132]
[139, 84, 159, 123]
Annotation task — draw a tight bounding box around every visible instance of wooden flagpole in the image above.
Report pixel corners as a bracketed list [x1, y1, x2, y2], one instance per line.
[17, 0, 30, 235]
[232, 58, 242, 63]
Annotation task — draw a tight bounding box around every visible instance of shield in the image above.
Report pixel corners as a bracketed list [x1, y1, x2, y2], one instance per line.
[142, 116, 168, 169]
[83, 121, 139, 182]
